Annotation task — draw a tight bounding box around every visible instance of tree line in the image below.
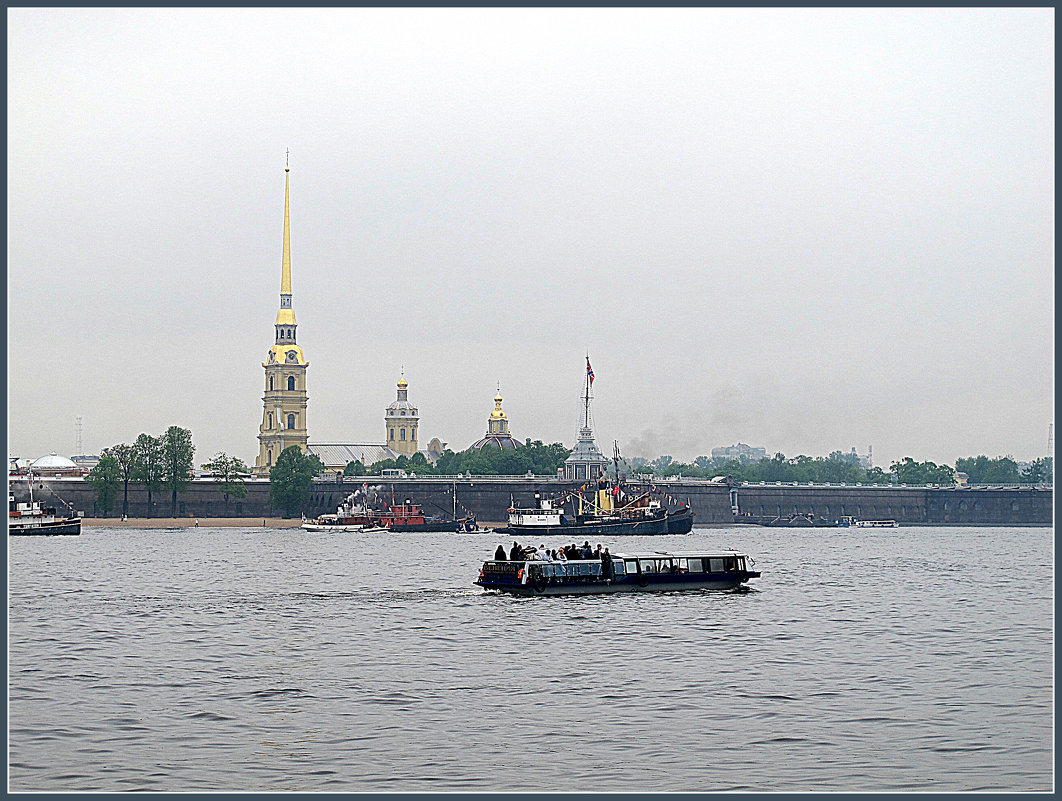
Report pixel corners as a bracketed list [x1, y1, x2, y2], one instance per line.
[622, 452, 1053, 486]
[85, 426, 251, 517]
[343, 441, 573, 478]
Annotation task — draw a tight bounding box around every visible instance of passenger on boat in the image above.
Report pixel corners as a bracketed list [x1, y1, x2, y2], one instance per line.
[601, 547, 612, 579]
[494, 545, 506, 561]
[580, 541, 593, 558]
[510, 542, 522, 561]
[555, 549, 567, 562]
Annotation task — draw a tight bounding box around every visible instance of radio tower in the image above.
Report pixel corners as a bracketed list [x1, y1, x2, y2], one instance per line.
[75, 416, 83, 456]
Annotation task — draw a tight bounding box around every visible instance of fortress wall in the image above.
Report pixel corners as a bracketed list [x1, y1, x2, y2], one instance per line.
[15, 477, 1051, 525]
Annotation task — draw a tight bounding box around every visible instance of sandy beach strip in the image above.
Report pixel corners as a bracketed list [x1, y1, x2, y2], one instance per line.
[82, 517, 305, 528]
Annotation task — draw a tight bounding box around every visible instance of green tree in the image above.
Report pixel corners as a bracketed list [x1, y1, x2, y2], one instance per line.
[1020, 457, 1053, 484]
[889, 457, 955, 485]
[956, 455, 1022, 484]
[343, 459, 367, 476]
[131, 433, 166, 517]
[161, 425, 195, 516]
[102, 443, 135, 517]
[86, 455, 121, 517]
[269, 446, 324, 517]
[202, 452, 250, 515]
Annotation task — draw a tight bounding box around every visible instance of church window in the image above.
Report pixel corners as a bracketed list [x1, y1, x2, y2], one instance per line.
[288, 413, 296, 429]
[400, 410, 405, 416]
[390, 428, 395, 441]
[268, 412, 273, 429]
[400, 428, 406, 441]
[269, 376, 274, 390]
[287, 376, 296, 391]
[267, 450, 272, 466]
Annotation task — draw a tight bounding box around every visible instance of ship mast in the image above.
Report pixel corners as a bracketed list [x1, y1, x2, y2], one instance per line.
[584, 360, 591, 429]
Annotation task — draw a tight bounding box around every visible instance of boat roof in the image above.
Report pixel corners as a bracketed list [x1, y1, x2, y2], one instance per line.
[495, 550, 749, 562]
[612, 550, 747, 559]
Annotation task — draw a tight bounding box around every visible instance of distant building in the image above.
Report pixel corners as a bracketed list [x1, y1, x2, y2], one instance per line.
[309, 374, 442, 474]
[850, 445, 873, 469]
[467, 385, 523, 451]
[385, 373, 419, 456]
[711, 443, 767, 463]
[26, 452, 87, 477]
[70, 455, 100, 472]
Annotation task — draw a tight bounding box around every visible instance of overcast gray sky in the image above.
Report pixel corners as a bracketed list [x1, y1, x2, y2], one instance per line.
[8, 8, 1054, 469]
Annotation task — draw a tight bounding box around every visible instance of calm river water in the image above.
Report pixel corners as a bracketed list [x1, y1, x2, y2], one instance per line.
[8, 525, 1053, 792]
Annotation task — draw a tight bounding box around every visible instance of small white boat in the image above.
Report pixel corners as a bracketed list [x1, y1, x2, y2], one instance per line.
[853, 519, 899, 528]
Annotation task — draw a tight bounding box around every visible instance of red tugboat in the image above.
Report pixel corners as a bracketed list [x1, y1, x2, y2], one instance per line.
[302, 486, 475, 533]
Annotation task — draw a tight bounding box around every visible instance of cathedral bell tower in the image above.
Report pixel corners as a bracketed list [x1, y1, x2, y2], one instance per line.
[255, 153, 309, 473]
[385, 371, 419, 457]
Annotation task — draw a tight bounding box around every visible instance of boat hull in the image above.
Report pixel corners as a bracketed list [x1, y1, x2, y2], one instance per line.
[475, 571, 758, 596]
[494, 507, 693, 537]
[9, 518, 82, 536]
[301, 523, 388, 532]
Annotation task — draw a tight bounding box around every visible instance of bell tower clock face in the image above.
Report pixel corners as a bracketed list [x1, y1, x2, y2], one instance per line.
[286, 350, 298, 363]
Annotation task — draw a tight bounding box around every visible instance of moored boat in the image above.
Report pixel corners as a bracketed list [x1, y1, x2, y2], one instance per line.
[301, 486, 474, 533]
[9, 493, 81, 536]
[492, 484, 694, 537]
[475, 549, 759, 596]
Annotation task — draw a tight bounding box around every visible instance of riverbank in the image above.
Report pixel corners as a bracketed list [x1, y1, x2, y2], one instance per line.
[82, 518, 305, 528]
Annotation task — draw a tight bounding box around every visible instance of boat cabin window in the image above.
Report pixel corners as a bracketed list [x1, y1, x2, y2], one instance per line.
[708, 558, 725, 572]
[640, 560, 656, 574]
[624, 560, 638, 574]
[725, 556, 738, 571]
[687, 558, 703, 573]
[612, 561, 625, 576]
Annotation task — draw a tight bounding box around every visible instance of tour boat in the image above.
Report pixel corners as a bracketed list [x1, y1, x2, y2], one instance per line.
[9, 493, 81, 536]
[475, 549, 759, 596]
[492, 484, 694, 537]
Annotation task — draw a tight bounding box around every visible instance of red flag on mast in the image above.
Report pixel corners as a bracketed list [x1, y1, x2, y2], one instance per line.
[586, 357, 595, 385]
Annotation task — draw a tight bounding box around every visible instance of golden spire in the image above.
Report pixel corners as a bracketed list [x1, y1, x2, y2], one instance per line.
[274, 152, 296, 327]
[281, 149, 292, 296]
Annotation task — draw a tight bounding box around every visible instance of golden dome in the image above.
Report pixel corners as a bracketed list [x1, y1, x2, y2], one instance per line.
[264, 344, 307, 366]
[489, 387, 507, 420]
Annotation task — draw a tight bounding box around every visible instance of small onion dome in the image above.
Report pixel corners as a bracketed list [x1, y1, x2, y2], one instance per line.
[489, 392, 507, 420]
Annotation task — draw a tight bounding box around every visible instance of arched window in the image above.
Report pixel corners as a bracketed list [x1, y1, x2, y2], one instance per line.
[269, 376, 274, 390]
[268, 412, 273, 429]
[287, 376, 296, 391]
[267, 450, 272, 466]
[400, 428, 406, 441]
[390, 428, 395, 441]
[288, 413, 296, 429]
